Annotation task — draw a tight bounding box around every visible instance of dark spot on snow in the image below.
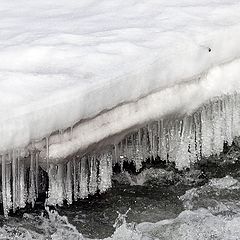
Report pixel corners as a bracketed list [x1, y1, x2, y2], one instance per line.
[208, 47, 211, 52]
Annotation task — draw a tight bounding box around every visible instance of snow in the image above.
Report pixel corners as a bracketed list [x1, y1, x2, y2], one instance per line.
[1, 0, 240, 159]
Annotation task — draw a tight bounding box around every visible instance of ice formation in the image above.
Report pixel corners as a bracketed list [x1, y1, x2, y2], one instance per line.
[1, 92, 240, 216]
[2, 0, 240, 216]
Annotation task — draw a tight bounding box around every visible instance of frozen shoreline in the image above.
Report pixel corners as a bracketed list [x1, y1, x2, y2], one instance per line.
[1, 0, 240, 157]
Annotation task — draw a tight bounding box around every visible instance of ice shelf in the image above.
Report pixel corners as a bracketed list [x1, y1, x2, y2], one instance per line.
[2, 0, 240, 155]
[2, 0, 240, 216]
[1, 92, 240, 216]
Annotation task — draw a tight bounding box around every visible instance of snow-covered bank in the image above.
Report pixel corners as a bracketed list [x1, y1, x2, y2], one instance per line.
[1, 0, 240, 157]
[2, 0, 240, 217]
[47, 58, 240, 160]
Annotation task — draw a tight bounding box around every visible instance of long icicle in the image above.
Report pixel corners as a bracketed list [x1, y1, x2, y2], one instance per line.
[1, 154, 8, 218]
[28, 149, 36, 207]
[6, 158, 12, 214]
[79, 157, 89, 199]
[89, 155, 98, 195]
[73, 157, 78, 201]
[12, 150, 17, 213]
[35, 151, 39, 199]
[18, 152, 26, 209]
[65, 161, 72, 204]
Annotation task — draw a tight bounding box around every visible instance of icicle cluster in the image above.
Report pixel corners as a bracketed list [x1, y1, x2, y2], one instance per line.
[47, 151, 113, 206]
[1, 93, 240, 216]
[0, 149, 39, 217]
[113, 93, 240, 170]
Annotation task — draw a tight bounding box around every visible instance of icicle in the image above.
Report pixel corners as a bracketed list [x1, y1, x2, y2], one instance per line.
[6, 156, 12, 216]
[78, 157, 89, 199]
[1, 154, 8, 217]
[232, 93, 240, 138]
[12, 150, 17, 213]
[73, 157, 78, 201]
[201, 104, 213, 157]
[28, 150, 36, 207]
[47, 163, 64, 206]
[129, 134, 135, 161]
[124, 135, 134, 161]
[1, 153, 13, 217]
[188, 115, 198, 165]
[12, 149, 24, 211]
[172, 120, 183, 163]
[18, 153, 26, 209]
[167, 121, 174, 162]
[175, 117, 191, 169]
[223, 95, 233, 145]
[46, 137, 50, 175]
[158, 119, 168, 161]
[118, 141, 124, 171]
[141, 127, 150, 161]
[35, 151, 39, 199]
[193, 112, 202, 162]
[113, 144, 119, 166]
[211, 99, 224, 155]
[133, 130, 144, 172]
[89, 155, 98, 195]
[65, 161, 72, 204]
[107, 153, 113, 185]
[98, 152, 112, 193]
[148, 123, 158, 160]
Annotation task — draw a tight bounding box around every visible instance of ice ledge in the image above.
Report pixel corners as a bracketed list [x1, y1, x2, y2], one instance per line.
[43, 58, 240, 160]
[1, 58, 240, 162]
[1, 60, 240, 216]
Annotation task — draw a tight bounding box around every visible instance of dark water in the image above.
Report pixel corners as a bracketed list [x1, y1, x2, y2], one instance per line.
[60, 148, 240, 239]
[60, 182, 188, 238]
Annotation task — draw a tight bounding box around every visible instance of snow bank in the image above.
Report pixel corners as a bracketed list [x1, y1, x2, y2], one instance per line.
[1, 0, 240, 158]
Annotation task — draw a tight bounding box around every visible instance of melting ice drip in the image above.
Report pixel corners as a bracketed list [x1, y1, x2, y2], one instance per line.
[1, 93, 240, 216]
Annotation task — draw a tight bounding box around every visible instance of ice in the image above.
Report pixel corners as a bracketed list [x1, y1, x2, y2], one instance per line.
[65, 161, 73, 205]
[2, 0, 240, 216]
[44, 152, 114, 208]
[1, 155, 11, 217]
[18, 158, 26, 209]
[98, 152, 113, 194]
[1, 0, 240, 158]
[78, 157, 89, 199]
[1, 176, 240, 239]
[11, 151, 17, 213]
[1, 92, 240, 216]
[28, 150, 37, 207]
[47, 163, 65, 206]
[88, 155, 98, 196]
[208, 176, 239, 190]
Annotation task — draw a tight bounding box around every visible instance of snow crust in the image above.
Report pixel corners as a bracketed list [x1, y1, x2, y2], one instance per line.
[1, 0, 240, 157]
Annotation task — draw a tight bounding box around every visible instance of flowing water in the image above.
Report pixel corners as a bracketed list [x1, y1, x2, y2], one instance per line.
[1, 152, 240, 240]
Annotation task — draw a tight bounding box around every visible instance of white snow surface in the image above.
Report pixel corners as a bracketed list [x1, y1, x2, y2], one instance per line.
[1, 0, 240, 157]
